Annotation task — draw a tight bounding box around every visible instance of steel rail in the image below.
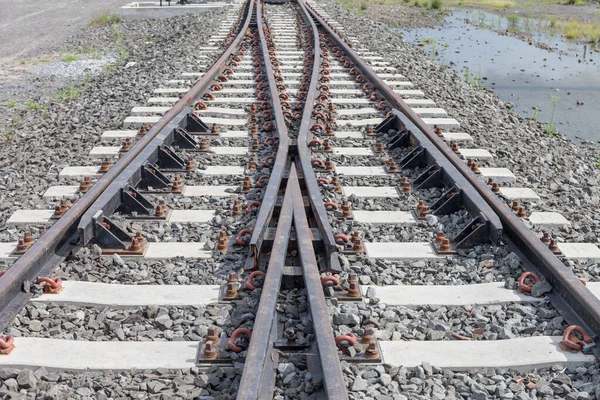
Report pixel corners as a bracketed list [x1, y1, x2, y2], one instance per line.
[288, 164, 348, 399]
[0, 0, 255, 330]
[237, 164, 295, 399]
[304, 2, 600, 346]
[294, 0, 341, 272]
[249, 0, 291, 256]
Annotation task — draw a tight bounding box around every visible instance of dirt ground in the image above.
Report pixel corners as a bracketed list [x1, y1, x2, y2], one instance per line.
[0, 0, 128, 103]
[0, 0, 128, 66]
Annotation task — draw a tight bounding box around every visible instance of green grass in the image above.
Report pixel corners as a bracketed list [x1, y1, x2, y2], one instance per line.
[62, 54, 78, 62]
[55, 84, 84, 102]
[90, 12, 121, 27]
[562, 20, 600, 42]
[447, 0, 516, 8]
[24, 100, 45, 110]
[428, 0, 443, 9]
[463, 67, 483, 88]
[544, 95, 560, 136]
[1, 123, 16, 142]
[506, 13, 520, 29]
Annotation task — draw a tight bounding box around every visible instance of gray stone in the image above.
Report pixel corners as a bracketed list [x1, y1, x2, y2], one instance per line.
[531, 280, 552, 297]
[16, 369, 37, 389]
[333, 312, 361, 326]
[351, 377, 368, 391]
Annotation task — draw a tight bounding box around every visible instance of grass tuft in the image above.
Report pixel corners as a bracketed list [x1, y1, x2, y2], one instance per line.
[90, 12, 121, 27]
[62, 54, 78, 63]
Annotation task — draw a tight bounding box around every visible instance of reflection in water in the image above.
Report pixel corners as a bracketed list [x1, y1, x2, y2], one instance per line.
[401, 9, 599, 143]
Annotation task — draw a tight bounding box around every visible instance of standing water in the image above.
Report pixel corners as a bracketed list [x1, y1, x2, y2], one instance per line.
[401, 9, 599, 143]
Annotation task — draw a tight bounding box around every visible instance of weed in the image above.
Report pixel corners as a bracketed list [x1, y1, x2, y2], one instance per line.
[548, 15, 558, 28]
[428, 0, 443, 9]
[564, 0, 586, 5]
[91, 12, 120, 27]
[1, 122, 16, 142]
[544, 95, 560, 136]
[55, 84, 83, 102]
[531, 105, 539, 122]
[360, 2, 368, 10]
[562, 20, 600, 42]
[19, 60, 25, 65]
[6, 101, 16, 108]
[422, 37, 435, 45]
[506, 14, 520, 29]
[24, 100, 45, 111]
[463, 67, 483, 88]
[62, 54, 78, 63]
[428, 40, 437, 60]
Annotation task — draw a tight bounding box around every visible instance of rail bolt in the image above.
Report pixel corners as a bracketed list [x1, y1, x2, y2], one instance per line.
[79, 176, 93, 193]
[341, 201, 352, 218]
[361, 327, 376, 344]
[231, 200, 242, 217]
[560, 325, 594, 352]
[347, 280, 361, 298]
[517, 271, 540, 294]
[23, 231, 34, 245]
[225, 282, 238, 298]
[120, 138, 132, 152]
[207, 327, 220, 344]
[36, 277, 63, 294]
[228, 328, 252, 353]
[331, 176, 342, 193]
[217, 230, 229, 251]
[242, 177, 253, 192]
[245, 271, 266, 291]
[511, 201, 520, 212]
[440, 239, 451, 252]
[202, 340, 218, 360]
[99, 158, 113, 173]
[130, 237, 143, 252]
[540, 232, 551, 244]
[0, 336, 15, 355]
[199, 138, 210, 152]
[185, 156, 196, 171]
[549, 239, 561, 254]
[351, 231, 364, 252]
[435, 231, 445, 244]
[16, 239, 28, 253]
[365, 342, 380, 359]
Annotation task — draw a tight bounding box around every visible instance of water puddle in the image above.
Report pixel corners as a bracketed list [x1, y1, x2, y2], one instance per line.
[401, 9, 599, 143]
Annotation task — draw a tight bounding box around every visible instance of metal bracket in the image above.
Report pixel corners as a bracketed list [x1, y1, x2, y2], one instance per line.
[174, 127, 199, 149]
[120, 186, 154, 216]
[453, 216, 489, 249]
[140, 164, 171, 190]
[186, 113, 210, 134]
[158, 146, 186, 170]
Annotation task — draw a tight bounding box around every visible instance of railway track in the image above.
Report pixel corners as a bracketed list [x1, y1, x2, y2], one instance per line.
[0, 0, 600, 398]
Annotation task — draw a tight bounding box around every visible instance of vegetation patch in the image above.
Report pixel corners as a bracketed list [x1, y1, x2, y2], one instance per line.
[90, 12, 121, 27]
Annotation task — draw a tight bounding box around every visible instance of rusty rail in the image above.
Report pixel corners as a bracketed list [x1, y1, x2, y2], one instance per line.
[0, 0, 255, 330]
[248, 0, 291, 257]
[294, 0, 341, 273]
[304, 1, 600, 350]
